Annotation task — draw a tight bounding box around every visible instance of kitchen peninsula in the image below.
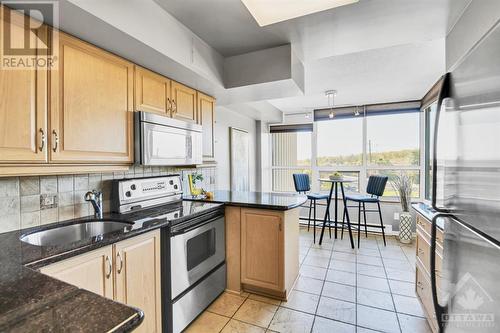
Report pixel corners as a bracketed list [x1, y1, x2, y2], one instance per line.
[184, 191, 307, 300]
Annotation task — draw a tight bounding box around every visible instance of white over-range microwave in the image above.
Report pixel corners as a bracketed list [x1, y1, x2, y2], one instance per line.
[135, 112, 202, 166]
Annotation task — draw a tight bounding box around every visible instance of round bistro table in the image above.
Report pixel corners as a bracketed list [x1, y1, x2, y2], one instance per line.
[318, 179, 355, 248]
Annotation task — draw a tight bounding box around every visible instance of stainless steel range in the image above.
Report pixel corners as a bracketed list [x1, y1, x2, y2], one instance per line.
[111, 175, 226, 333]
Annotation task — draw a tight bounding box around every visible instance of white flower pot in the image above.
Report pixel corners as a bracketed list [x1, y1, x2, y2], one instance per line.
[399, 212, 413, 244]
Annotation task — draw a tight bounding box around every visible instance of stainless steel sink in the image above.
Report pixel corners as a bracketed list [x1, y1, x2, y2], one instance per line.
[20, 221, 133, 246]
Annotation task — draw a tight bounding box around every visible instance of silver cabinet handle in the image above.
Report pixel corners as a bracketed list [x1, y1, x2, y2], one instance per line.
[52, 130, 59, 152]
[117, 252, 123, 274]
[105, 255, 112, 279]
[39, 128, 46, 152]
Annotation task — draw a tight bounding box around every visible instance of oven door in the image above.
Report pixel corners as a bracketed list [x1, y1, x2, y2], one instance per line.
[170, 216, 225, 299]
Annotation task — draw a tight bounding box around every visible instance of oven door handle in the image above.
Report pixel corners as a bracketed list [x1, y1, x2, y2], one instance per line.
[171, 215, 223, 236]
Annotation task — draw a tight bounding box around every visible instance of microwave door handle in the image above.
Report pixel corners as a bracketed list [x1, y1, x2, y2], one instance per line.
[432, 72, 452, 213]
[430, 214, 448, 332]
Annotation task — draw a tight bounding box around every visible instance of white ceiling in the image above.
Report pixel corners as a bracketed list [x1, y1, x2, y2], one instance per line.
[154, 0, 470, 118]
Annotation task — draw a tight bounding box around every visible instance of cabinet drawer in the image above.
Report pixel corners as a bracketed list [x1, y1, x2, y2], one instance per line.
[416, 214, 444, 248]
[416, 265, 438, 332]
[416, 232, 443, 288]
[416, 215, 431, 235]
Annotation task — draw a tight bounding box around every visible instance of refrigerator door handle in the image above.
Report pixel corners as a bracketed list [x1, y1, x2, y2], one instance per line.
[431, 72, 452, 213]
[430, 214, 448, 332]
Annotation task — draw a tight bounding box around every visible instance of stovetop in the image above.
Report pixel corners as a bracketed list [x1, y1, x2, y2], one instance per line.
[124, 199, 224, 227]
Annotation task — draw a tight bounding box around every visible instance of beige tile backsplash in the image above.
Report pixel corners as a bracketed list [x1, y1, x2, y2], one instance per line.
[0, 166, 216, 234]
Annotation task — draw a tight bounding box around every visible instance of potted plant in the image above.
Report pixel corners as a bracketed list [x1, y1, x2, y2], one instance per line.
[390, 173, 414, 244]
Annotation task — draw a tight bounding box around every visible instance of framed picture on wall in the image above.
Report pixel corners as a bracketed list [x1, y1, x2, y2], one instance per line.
[229, 127, 249, 191]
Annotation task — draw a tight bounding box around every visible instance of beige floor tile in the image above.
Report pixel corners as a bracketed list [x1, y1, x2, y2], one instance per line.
[248, 293, 281, 305]
[233, 299, 278, 328]
[316, 297, 356, 325]
[208, 292, 247, 317]
[268, 307, 314, 333]
[398, 313, 432, 333]
[221, 319, 266, 333]
[312, 316, 355, 333]
[281, 289, 319, 314]
[185, 311, 230, 333]
[294, 276, 324, 295]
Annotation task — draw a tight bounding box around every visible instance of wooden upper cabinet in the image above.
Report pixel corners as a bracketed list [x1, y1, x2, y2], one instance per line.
[135, 66, 171, 116]
[0, 8, 48, 163]
[241, 208, 284, 292]
[171, 81, 197, 123]
[50, 33, 134, 164]
[115, 230, 162, 333]
[198, 92, 216, 161]
[40, 246, 114, 299]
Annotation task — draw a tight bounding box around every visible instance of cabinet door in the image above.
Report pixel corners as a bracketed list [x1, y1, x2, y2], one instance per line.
[135, 66, 170, 116]
[0, 9, 47, 163]
[115, 230, 161, 333]
[50, 32, 134, 163]
[198, 92, 215, 161]
[241, 208, 283, 291]
[171, 81, 197, 123]
[40, 246, 114, 299]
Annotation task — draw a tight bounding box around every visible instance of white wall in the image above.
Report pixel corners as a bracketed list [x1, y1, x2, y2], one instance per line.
[446, 0, 500, 71]
[215, 107, 258, 191]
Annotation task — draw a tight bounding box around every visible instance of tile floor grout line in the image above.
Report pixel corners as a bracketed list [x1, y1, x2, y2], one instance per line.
[378, 235, 404, 333]
[310, 227, 335, 333]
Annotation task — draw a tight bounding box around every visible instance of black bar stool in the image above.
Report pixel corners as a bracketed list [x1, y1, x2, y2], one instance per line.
[341, 175, 388, 247]
[293, 174, 330, 243]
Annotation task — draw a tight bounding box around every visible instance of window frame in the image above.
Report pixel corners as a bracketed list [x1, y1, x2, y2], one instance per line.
[270, 105, 425, 202]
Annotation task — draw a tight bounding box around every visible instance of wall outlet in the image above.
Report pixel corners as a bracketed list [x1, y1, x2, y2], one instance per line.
[393, 212, 400, 220]
[40, 194, 58, 210]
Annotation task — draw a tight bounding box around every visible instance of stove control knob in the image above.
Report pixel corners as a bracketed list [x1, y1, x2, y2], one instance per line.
[174, 185, 178, 190]
[130, 184, 136, 190]
[125, 191, 132, 197]
[169, 180, 174, 185]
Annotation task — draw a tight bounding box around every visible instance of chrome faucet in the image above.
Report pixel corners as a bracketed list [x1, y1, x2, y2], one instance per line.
[85, 190, 103, 219]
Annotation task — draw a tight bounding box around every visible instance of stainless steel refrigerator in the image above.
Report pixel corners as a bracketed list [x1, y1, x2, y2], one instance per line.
[430, 21, 500, 333]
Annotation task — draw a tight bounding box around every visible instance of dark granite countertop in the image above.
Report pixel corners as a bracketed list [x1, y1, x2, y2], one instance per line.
[412, 202, 444, 230]
[0, 200, 222, 332]
[184, 190, 308, 211]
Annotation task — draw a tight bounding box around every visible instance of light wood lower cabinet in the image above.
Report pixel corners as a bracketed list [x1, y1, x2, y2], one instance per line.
[40, 245, 114, 299]
[0, 7, 48, 164]
[40, 230, 161, 332]
[241, 208, 283, 291]
[50, 32, 134, 164]
[414, 212, 443, 333]
[114, 231, 162, 333]
[227, 207, 299, 300]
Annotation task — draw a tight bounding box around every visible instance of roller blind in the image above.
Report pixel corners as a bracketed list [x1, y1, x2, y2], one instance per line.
[269, 123, 313, 133]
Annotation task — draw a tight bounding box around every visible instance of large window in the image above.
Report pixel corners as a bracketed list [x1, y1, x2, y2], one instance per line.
[271, 131, 312, 192]
[271, 102, 423, 201]
[317, 117, 363, 166]
[366, 111, 420, 166]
